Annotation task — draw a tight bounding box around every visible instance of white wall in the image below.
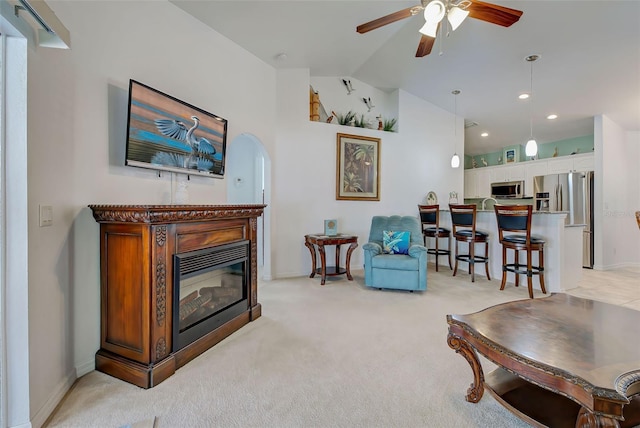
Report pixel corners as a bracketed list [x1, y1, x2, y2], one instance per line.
[26, 1, 276, 425]
[594, 115, 640, 270]
[274, 69, 463, 278]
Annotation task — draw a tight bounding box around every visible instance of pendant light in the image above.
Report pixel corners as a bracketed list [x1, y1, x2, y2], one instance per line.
[525, 54, 540, 157]
[451, 89, 461, 168]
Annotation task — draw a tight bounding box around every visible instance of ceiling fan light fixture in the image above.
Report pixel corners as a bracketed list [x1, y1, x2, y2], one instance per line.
[447, 6, 469, 31]
[419, 21, 439, 37]
[423, 1, 446, 24]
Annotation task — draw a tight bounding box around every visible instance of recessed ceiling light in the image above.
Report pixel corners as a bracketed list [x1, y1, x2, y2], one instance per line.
[547, 114, 558, 120]
[519, 93, 530, 100]
[481, 132, 489, 137]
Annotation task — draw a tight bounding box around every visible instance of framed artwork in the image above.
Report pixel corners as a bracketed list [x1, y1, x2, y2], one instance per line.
[503, 145, 520, 164]
[336, 133, 381, 201]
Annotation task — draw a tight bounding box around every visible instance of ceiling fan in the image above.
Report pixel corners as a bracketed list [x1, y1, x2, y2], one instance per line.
[356, 0, 523, 58]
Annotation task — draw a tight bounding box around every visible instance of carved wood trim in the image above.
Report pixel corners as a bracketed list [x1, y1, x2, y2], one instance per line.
[447, 332, 485, 403]
[251, 240, 258, 305]
[156, 226, 167, 246]
[576, 406, 621, 428]
[156, 337, 167, 360]
[615, 371, 640, 397]
[156, 261, 166, 326]
[89, 205, 267, 224]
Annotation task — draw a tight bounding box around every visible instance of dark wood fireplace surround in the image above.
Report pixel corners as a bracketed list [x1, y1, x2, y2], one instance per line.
[89, 204, 265, 388]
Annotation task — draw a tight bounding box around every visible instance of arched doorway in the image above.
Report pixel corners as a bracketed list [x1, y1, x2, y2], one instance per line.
[226, 133, 272, 281]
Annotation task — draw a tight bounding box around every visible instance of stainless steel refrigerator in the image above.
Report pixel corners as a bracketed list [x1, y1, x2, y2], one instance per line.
[533, 171, 594, 268]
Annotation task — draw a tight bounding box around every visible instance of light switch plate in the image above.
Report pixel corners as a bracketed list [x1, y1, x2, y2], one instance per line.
[39, 205, 53, 227]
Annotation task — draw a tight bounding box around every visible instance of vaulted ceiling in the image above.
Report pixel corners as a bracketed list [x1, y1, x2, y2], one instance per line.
[171, 0, 640, 155]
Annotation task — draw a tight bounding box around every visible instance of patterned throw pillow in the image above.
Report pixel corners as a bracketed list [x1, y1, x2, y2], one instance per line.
[382, 230, 410, 255]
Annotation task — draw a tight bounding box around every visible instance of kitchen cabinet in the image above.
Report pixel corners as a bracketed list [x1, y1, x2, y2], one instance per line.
[464, 153, 593, 199]
[547, 153, 594, 174]
[490, 167, 506, 183]
[491, 164, 525, 183]
[464, 170, 475, 199]
[572, 153, 595, 172]
[546, 158, 573, 174]
[524, 161, 549, 197]
[464, 169, 491, 198]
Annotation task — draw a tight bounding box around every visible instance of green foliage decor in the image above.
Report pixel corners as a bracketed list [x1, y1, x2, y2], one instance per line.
[335, 110, 356, 126]
[383, 118, 397, 132]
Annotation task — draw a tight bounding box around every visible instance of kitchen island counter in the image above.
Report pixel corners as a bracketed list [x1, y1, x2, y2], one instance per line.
[437, 210, 582, 293]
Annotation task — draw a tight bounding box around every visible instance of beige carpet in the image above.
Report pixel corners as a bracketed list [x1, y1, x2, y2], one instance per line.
[45, 267, 582, 428]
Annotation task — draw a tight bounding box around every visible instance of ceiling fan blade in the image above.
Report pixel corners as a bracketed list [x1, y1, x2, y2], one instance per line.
[357, 7, 416, 34]
[467, 0, 523, 27]
[415, 35, 436, 57]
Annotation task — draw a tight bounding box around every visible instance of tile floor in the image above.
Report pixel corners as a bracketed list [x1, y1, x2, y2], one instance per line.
[567, 266, 640, 311]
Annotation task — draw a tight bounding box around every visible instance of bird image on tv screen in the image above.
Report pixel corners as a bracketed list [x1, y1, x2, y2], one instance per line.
[125, 80, 227, 178]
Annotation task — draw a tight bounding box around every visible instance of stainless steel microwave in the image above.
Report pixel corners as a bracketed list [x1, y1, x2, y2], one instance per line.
[491, 180, 524, 198]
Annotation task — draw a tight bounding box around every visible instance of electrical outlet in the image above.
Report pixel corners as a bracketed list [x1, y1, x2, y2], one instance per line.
[39, 205, 53, 227]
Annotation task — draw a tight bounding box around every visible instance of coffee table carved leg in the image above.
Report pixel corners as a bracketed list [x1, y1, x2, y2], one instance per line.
[318, 244, 327, 285]
[576, 407, 620, 428]
[447, 332, 485, 403]
[305, 240, 317, 279]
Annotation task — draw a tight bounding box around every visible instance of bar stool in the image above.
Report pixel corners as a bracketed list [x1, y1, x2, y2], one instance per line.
[449, 204, 490, 282]
[418, 204, 452, 272]
[494, 204, 547, 299]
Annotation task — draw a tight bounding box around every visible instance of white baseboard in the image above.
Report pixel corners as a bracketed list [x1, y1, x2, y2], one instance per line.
[76, 359, 95, 378]
[594, 262, 640, 271]
[9, 422, 32, 428]
[29, 371, 76, 428]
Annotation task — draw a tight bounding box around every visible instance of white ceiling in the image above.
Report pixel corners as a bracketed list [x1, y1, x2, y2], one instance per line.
[171, 0, 640, 155]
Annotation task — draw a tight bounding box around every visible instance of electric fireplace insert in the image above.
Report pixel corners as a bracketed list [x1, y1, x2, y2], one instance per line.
[172, 240, 249, 351]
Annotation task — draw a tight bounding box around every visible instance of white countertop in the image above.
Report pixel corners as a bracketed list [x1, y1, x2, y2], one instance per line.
[440, 209, 568, 215]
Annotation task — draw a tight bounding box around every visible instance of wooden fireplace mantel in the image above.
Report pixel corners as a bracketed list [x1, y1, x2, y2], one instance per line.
[89, 204, 265, 388]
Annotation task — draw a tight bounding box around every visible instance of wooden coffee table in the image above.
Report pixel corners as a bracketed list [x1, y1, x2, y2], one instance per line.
[447, 293, 640, 427]
[304, 233, 358, 285]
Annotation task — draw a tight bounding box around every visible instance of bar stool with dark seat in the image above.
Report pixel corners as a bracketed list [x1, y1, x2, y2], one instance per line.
[494, 204, 547, 299]
[418, 204, 452, 272]
[449, 204, 490, 282]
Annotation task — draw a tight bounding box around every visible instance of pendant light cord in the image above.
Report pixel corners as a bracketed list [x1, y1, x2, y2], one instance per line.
[529, 59, 534, 139]
[453, 89, 460, 140]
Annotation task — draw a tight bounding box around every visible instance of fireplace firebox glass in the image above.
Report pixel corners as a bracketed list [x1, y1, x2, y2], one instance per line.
[172, 240, 249, 351]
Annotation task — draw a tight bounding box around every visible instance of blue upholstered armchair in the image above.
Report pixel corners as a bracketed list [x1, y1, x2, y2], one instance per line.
[363, 215, 427, 291]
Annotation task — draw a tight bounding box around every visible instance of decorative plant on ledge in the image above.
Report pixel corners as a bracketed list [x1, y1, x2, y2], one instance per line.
[334, 110, 357, 126]
[354, 114, 367, 128]
[383, 118, 397, 132]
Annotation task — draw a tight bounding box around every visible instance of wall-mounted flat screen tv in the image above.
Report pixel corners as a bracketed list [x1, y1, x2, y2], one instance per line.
[125, 79, 227, 178]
